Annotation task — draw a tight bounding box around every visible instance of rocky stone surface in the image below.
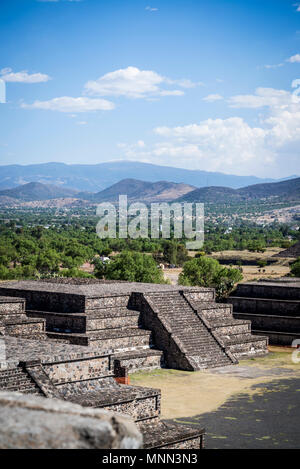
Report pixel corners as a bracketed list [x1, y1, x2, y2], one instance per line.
[0, 391, 142, 449]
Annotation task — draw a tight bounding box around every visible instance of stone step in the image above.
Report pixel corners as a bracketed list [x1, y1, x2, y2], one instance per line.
[85, 295, 131, 311]
[189, 354, 230, 365]
[4, 318, 45, 337]
[138, 420, 205, 449]
[0, 378, 31, 388]
[3, 383, 40, 393]
[0, 296, 25, 315]
[194, 303, 233, 319]
[210, 320, 251, 336]
[222, 332, 262, 344]
[113, 349, 164, 373]
[252, 329, 300, 346]
[67, 382, 161, 422]
[0, 367, 41, 394]
[46, 327, 153, 352]
[232, 282, 300, 300]
[28, 309, 141, 333]
[228, 296, 300, 316]
[0, 313, 28, 323]
[233, 311, 300, 334]
[0, 368, 24, 378]
[86, 312, 140, 332]
[223, 334, 268, 359]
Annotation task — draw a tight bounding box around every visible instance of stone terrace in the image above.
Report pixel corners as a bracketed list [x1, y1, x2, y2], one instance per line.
[228, 278, 300, 346]
[0, 279, 268, 371]
[0, 336, 204, 449]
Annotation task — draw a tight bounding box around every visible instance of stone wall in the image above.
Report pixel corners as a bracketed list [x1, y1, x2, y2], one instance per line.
[85, 295, 131, 311]
[43, 355, 113, 385]
[0, 288, 86, 313]
[228, 297, 300, 316]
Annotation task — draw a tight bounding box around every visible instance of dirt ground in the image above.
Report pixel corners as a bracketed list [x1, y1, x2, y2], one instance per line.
[130, 347, 300, 420]
[163, 247, 292, 284]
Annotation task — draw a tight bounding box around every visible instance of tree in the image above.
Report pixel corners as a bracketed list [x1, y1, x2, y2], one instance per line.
[36, 249, 60, 275]
[163, 241, 189, 266]
[179, 256, 243, 299]
[104, 251, 165, 284]
[291, 258, 300, 277]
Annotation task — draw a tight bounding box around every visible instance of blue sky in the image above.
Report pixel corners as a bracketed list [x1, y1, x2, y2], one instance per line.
[0, 0, 300, 177]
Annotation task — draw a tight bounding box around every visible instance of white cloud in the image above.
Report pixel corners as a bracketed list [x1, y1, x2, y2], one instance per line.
[263, 63, 284, 69]
[159, 90, 184, 96]
[294, 3, 300, 12]
[261, 52, 300, 69]
[21, 96, 115, 113]
[116, 85, 300, 177]
[203, 94, 224, 102]
[228, 87, 297, 109]
[84, 66, 200, 99]
[0, 68, 51, 83]
[145, 6, 158, 12]
[287, 54, 300, 63]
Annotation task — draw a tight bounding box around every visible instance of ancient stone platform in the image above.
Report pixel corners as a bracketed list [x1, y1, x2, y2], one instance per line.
[228, 278, 300, 346]
[0, 278, 269, 449]
[0, 335, 204, 449]
[0, 279, 267, 370]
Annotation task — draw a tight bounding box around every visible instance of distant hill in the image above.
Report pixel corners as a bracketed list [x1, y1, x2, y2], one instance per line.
[0, 161, 282, 192]
[0, 182, 78, 202]
[83, 178, 196, 203]
[177, 177, 300, 204]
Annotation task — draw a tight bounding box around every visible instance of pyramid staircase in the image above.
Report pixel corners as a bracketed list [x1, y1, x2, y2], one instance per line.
[184, 293, 268, 359]
[136, 290, 234, 370]
[0, 366, 43, 395]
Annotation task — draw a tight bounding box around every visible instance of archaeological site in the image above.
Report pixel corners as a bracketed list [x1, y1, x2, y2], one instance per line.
[0, 278, 270, 449]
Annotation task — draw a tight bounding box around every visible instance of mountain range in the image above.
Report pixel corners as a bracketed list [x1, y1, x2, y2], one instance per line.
[81, 179, 195, 203]
[0, 182, 77, 202]
[0, 176, 299, 207]
[0, 161, 291, 192]
[177, 177, 300, 203]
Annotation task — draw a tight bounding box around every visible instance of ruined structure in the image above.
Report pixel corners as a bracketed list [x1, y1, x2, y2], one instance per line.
[228, 278, 300, 346]
[273, 241, 300, 259]
[0, 278, 268, 448]
[0, 279, 268, 370]
[0, 335, 204, 449]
